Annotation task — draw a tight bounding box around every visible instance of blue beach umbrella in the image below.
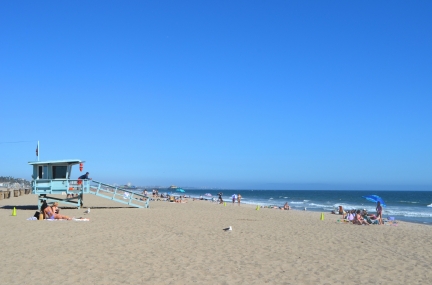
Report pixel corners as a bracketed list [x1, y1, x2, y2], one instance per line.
[362, 195, 386, 207]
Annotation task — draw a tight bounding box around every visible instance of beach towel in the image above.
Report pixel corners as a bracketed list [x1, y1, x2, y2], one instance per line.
[73, 218, 90, 221]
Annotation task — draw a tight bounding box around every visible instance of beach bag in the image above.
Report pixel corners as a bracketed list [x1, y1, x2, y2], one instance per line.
[34, 211, 40, 219]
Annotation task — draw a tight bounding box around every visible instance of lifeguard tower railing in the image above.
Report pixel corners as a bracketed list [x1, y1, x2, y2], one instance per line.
[32, 179, 149, 209]
[88, 180, 149, 208]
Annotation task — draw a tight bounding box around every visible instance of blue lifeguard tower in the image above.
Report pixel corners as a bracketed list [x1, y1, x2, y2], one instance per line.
[29, 159, 149, 209]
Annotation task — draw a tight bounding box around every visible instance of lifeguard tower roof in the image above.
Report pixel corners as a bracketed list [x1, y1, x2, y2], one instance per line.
[28, 159, 84, 165]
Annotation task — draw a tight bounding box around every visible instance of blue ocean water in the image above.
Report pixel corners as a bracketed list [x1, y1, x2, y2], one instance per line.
[165, 189, 432, 225]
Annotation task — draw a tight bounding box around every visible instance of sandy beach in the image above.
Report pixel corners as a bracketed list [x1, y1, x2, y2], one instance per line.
[1, 193, 432, 285]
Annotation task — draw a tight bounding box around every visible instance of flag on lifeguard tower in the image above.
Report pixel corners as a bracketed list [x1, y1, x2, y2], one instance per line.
[36, 141, 39, 161]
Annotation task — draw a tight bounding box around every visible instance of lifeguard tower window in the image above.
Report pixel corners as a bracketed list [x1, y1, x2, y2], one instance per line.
[53, 166, 67, 179]
[38, 166, 48, 179]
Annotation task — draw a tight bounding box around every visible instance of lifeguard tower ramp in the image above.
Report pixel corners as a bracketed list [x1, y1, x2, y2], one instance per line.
[29, 159, 149, 209]
[88, 180, 149, 208]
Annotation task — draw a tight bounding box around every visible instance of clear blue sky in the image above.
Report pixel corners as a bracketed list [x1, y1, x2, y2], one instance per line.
[1, 1, 431, 190]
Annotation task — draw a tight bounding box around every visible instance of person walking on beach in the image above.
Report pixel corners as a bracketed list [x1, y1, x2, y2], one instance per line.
[237, 194, 242, 205]
[376, 201, 383, 225]
[232, 194, 237, 204]
[218, 192, 223, 204]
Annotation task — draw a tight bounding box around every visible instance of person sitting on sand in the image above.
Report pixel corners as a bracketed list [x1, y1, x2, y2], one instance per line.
[353, 210, 368, 225]
[52, 202, 60, 214]
[43, 202, 72, 220]
[346, 210, 355, 221]
[40, 200, 49, 219]
[362, 211, 379, 225]
[342, 210, 355, 221]
[283, 202, 290, 210]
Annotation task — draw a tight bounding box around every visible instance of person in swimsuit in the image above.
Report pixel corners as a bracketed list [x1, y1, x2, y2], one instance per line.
[237, 194, 242, 206]
[43, 202, 72, 220]
[376, 201, 383, 225]
[283, 202, 290, 210]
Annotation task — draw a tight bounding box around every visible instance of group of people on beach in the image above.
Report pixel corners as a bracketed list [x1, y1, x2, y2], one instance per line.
[141, 189, 189, 203]
[231, 193, 242, 205]
[215, 192, 242, 205]
[140, 189, 161, 198]
[260, 202, 291, 210]
[335, 201, 384, 225]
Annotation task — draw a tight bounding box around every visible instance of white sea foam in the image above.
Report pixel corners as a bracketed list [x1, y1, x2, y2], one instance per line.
[384, 209, 432, 218]
[308, 203, 331, 208]
[333, 203, 372, 210]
